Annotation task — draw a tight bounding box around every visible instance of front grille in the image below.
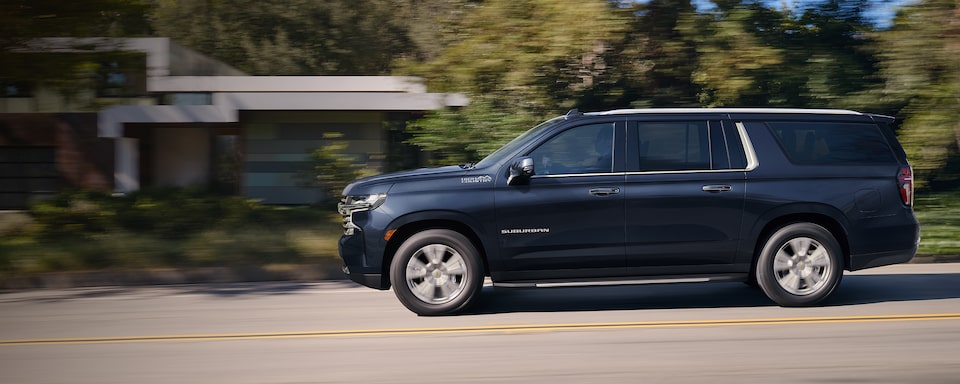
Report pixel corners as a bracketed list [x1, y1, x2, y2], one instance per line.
[338, 198, 358, 236]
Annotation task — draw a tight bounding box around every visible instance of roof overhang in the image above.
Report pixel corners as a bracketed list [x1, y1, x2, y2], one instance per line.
[99, 91, 469, 137]
[148, 76, 429, 93]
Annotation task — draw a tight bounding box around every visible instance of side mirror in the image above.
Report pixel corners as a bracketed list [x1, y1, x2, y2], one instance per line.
[508, 157, 535, 185]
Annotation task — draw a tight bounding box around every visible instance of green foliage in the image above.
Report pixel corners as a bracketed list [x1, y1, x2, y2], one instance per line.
[875, 0, 960, 189]
[407, 96, 543, 165]
[303, 133, 379, 204]
[150, 0, 417, 75]
[915, 192, 960, 256]
[399, 0, 642, 164]
[0, 189, 342, 274]
[1, 0, 154, 109]
[0, 0, 153, 46]
[682, 6, 785, 106]
[402, 0, 627, 113]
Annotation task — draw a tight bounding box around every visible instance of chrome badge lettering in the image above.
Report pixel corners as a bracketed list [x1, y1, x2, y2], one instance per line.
[461, 175, 493, 184]
[501, 228, 550, 235]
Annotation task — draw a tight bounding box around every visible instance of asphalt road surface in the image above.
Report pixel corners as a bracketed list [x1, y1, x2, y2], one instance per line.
[2, 263, 959, 384]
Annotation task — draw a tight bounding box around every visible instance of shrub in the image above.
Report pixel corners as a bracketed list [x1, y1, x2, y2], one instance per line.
[0, 188, 342, 274]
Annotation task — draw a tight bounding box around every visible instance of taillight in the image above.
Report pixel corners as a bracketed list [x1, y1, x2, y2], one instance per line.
[898, 166, 914, 207]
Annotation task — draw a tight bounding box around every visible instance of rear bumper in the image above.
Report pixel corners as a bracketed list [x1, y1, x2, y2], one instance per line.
[847, 213, 919, 271]
[848, 246, 917, 271]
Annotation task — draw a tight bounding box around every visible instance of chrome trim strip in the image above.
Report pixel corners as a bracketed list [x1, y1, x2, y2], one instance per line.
[624, 169, 745, 176]
[494, 277, 718, 288]
[736, 121, 760, 171]
[532, 172, 627, 179]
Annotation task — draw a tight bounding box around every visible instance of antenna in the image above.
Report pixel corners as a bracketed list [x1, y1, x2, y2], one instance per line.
[565, 109, 583, 119]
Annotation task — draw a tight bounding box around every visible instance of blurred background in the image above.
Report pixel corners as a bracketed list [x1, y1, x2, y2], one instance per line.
[1, 0, 958, 281]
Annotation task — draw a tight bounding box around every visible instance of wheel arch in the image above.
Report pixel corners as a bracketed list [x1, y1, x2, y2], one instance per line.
[381, 212, 492, 289]
[747, 206, 852, 280]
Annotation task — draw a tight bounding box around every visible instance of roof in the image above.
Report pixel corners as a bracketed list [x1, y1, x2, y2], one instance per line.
[588, 108, 864, 116]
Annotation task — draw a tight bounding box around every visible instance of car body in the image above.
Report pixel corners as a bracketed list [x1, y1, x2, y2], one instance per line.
[338, 108, 920, 315]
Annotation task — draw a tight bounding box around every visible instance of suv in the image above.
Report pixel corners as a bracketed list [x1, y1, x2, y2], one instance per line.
[338, 108, 919, 315]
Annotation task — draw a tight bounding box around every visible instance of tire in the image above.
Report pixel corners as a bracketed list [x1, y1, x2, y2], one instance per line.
[389, 229, 484, 316]
[756, 223, 843, 307]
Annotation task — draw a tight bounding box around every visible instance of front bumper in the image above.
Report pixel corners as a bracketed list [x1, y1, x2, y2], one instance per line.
[338, 233, 389, 290]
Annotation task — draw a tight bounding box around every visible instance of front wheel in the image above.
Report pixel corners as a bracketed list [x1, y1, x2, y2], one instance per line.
[389, 229, 484, 316]
[756, 223, 843, 307]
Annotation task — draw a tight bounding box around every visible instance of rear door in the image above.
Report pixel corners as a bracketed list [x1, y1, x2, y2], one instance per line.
[623, 117, 747, 271]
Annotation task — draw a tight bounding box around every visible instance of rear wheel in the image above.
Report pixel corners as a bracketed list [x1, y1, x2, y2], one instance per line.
[756, 223, 843, 306]
[389, 229, 483, 316]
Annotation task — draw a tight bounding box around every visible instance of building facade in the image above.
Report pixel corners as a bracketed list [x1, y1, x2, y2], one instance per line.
[0, 38, 466, 208]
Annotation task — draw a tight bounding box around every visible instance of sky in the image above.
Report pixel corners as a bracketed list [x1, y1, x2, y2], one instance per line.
[688, 0, 918, 28]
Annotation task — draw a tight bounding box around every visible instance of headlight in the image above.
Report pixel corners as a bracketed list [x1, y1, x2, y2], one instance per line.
[338, 193, 387, 236]
[339, 193, 387, 214]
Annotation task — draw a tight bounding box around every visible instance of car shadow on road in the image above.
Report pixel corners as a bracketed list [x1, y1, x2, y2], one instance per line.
[466, 273, 960, 314]
[824, 273, 960, 306]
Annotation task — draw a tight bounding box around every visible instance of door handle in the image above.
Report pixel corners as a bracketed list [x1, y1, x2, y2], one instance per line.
[589, 187, 621, 196]
[701, 185, 732, 193]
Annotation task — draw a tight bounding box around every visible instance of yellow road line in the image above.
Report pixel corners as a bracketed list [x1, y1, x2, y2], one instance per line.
[3, 313, 959, 346]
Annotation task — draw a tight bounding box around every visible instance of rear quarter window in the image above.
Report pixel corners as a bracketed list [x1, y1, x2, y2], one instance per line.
[766, 122, 896, 165]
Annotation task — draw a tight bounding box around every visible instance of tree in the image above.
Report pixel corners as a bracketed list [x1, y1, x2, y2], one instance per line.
[303, 133, 378, 205]
[400, 0, 627, 164]
[679, 1, 881, 108]
[875, 0, 960, 189]
[0, 0, 153, 107]
[406, 95, 542, 165]
[0, 0, 152, 49]
[608, 0, 701, 108]
[680, 4, 785, 106]
[150, 0, 417, 75]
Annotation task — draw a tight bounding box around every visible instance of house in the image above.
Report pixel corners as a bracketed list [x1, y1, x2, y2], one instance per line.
[0, 38, 467, 208]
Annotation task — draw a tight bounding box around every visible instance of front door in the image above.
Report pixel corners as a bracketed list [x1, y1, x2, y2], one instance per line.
[494, 121, 626, 281]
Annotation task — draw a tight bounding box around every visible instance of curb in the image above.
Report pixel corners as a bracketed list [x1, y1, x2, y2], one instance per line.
[2, 256, 959, 291]
[0, 263, 345, 290]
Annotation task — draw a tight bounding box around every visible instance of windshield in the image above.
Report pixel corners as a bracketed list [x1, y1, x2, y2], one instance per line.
[474, 115, 566, 168]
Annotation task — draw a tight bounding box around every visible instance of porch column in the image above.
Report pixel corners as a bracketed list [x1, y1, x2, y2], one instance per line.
[114, 137, 139, 193]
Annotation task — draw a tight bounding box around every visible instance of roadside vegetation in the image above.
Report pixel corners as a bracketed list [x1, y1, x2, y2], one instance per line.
[0, 189, 342, 275]
[1, 188, 957, 277]
[914, 192, 960, 259]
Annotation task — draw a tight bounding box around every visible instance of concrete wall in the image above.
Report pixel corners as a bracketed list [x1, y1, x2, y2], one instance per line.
[242, 111, 385, 204]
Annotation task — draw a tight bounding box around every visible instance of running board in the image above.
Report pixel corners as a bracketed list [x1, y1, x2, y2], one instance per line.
[493, 274, 746, 289]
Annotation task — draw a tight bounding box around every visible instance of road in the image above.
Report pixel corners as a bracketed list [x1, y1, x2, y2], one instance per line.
[1, 263, 959, 384]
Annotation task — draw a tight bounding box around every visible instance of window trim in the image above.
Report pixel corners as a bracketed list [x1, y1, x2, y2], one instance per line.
[737, 121, 760, 171]
[525, 120, 623, 177]
[621, 120, 757, 176]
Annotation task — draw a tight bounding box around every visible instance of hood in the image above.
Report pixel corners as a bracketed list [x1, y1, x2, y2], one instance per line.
[342, 165, 468, 195]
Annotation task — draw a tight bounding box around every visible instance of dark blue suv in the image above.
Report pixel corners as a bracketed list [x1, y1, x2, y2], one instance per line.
[338, 108, 920, 315]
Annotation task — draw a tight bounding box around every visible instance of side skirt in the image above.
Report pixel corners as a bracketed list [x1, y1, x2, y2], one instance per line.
[493, 273, 748, 289]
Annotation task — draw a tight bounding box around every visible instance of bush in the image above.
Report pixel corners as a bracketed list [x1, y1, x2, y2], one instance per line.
[0, 188, 342, 274]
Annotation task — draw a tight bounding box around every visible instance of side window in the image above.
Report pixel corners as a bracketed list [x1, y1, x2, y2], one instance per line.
[767, 122, 896, 165]
[636, 121, 711, 172]
[529, 123, 615, 175]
